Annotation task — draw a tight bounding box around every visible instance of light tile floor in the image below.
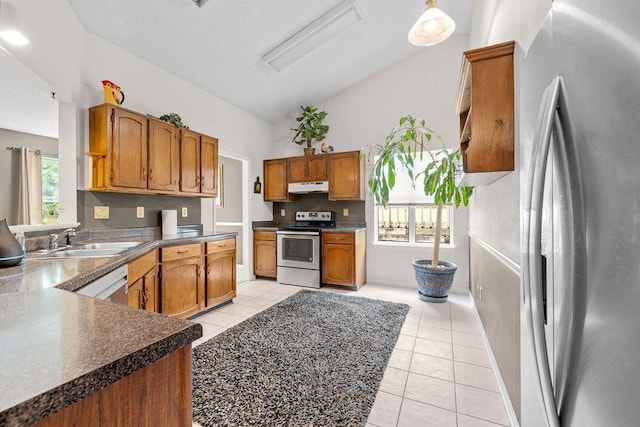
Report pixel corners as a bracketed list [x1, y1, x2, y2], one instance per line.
[191, 280, 511, 427]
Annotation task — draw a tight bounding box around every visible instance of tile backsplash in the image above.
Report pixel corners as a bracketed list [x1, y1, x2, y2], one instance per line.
[272, 193, 365, 223]
[77, 190, 201, 229]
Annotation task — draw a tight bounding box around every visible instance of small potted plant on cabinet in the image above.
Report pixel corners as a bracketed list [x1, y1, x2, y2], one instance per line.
[291, 105, 330, 155]
[364, 115, 473, 302]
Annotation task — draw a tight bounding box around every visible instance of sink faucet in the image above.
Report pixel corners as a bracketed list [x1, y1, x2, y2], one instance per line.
[49, 228, 76, 250]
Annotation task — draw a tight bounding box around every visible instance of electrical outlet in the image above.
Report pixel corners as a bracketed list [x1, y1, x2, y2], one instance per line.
[136, 206, 144, 218]
[280, 209, 286, 217]
[343, 208, 349, 217]
[93, 206, 109, 219]
[181, 207, 188, 217]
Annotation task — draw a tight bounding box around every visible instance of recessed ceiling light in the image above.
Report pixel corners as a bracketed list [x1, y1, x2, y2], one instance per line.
[0, 30, 28, 46]
[262, 0, 362, 72]
[0, 2, 29, 46]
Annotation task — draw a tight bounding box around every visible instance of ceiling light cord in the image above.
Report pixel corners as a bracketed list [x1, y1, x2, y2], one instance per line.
[408, 0, 455, 47]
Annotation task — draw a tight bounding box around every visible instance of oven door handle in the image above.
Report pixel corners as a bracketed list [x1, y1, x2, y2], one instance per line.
[276, 231, 320, 236]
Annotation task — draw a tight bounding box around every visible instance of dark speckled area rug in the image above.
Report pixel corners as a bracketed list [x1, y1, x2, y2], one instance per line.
[192, 289, 409, 427]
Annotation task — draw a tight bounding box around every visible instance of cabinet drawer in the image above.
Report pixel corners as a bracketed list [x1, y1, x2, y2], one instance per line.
[254, 230, 276, 241]
[161, 243, 202, 262]
[322, 232, 354, 245]
[206, 238, 236, 254]
[128, 248, 158, 283]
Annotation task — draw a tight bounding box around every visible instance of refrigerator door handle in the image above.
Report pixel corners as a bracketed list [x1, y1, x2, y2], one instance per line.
[523, 76, 562, 427]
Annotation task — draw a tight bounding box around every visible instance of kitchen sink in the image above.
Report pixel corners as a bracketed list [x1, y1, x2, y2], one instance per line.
[32, 241, 144, 259]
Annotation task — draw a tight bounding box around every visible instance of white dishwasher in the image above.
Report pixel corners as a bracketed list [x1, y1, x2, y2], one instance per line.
[76, 265, 129, 305]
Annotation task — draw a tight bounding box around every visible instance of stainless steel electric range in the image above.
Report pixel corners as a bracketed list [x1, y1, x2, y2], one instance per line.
[276, 211, 335, 288]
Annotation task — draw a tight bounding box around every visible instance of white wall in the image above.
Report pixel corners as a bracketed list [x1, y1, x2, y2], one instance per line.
[3, 0, 274, 236]
[273, 35, 471, 292]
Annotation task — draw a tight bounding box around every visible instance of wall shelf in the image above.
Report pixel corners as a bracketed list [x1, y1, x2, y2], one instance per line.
[455, 41, 515, 186]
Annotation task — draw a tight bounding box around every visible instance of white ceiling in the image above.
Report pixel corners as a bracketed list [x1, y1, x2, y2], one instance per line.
[66, 0, 472, 123]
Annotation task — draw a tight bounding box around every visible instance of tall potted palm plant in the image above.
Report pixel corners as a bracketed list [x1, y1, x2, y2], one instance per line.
[364, 115, 473, 302]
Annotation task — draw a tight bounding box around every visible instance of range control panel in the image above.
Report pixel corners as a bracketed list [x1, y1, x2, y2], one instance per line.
[295, 211, 335, 222]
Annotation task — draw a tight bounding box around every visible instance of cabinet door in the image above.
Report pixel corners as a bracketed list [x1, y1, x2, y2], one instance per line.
[264, 159, 294, 201]
[328, 151, 363, 201]
[160, 257, 204, 318]
[287, 156, 308, 183]
[200, 135, 218, 195]
[322, 243, 354, 285]
[180, 129, 201, 193]
[206, 250, 236, 307]
[111, 108, 148, 189]
[143, 266, 159, 313]
[254, 239, 277, 278]
[128, 277, 144, 309]
[148, 119, 179, 191]
[307, 155, 327, 181]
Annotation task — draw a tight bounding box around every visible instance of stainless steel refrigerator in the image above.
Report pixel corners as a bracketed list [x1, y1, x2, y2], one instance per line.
[520, 0, 640, 425]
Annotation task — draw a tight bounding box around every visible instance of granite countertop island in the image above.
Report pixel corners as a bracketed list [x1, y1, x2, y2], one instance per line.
[0, 229, 237, 425]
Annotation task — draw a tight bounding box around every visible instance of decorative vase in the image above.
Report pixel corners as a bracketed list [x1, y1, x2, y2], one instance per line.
[0, 218, 25, 268]
[303, 147, 316, 156]
[412, 259, 457, 303]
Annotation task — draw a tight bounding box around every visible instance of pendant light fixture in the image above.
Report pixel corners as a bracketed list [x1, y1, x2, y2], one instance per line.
[408, 0, 455, 46]
[0, 2, 29, 46]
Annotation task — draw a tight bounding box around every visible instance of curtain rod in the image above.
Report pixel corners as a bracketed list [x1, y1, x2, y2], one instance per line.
[5, 146, 41, 155]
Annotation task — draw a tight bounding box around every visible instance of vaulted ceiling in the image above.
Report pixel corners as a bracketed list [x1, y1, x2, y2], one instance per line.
[67, 0, 472, 123]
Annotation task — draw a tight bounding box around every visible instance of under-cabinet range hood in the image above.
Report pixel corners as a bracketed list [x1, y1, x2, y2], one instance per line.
[288, 181, 329, 194]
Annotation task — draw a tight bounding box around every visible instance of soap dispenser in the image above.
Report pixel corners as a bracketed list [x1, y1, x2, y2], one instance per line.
[0, 218, 24, 267]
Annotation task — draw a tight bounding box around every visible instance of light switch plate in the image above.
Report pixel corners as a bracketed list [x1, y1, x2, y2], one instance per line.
[136, 207, 144, 218]
[181, 207, 188, 217]
[280, 209, 286, 217]
[343, 208, 349, 217]
[93, 206, 109, 219]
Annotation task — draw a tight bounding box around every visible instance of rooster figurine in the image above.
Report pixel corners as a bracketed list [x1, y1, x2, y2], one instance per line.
[321, 142, 334, 154]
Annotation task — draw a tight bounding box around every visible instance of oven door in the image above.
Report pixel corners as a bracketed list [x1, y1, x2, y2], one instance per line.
[277, 231, 320, 270]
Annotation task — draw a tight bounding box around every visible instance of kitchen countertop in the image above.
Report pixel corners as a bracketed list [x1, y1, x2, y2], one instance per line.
[0, 230, 237, 425]
[0, 231, 237, 294]
[0, 287, 201, 426]
[251, 221, 366, 233]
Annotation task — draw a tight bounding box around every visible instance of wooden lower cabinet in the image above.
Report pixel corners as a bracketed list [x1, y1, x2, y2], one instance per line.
[206, 251, 236, 307]
[128, 249, 159, 312]
[253, 230, 277, 278]
[160, 244, 205, 318]
[35, 345, 193, 426]
[322, 230, 366, 287]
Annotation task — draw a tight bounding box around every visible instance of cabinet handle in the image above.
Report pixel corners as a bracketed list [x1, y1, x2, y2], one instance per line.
[196, 176, 201, 185]
[177, 250, 188, 254]
[201, 176, 205, 184]
[148, 169, 153, 182]
[142, 167, 147, 181]
[207, 266, 211, 275]
[196, 265, 201, 277]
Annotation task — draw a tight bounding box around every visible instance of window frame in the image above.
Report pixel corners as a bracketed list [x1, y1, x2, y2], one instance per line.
[373, 203, 455, 248]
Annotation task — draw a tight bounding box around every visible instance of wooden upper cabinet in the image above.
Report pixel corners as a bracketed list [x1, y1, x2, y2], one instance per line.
[456, 41, 515, 186]
[264, 159, 296, 202]
[287, 155, 327, 183]
[180, 129, 218, 196]
[200, 135, 218, 196]
[328, 151, 364, 201]
[148, 118, 179, 192]
[111, 108, 148, 189]
[180, 129, 201, 194]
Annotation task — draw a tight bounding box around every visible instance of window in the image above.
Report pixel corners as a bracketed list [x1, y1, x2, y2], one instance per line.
[376, 205, 452, 245]
[373, 151, 453, 246]
[41, 156, 59, 223]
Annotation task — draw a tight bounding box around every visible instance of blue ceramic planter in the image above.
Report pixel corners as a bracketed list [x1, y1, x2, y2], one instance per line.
[412, 259, 457, 303]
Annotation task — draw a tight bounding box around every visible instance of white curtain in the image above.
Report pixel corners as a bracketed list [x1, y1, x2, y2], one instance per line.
[18, 147, 42, 225]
